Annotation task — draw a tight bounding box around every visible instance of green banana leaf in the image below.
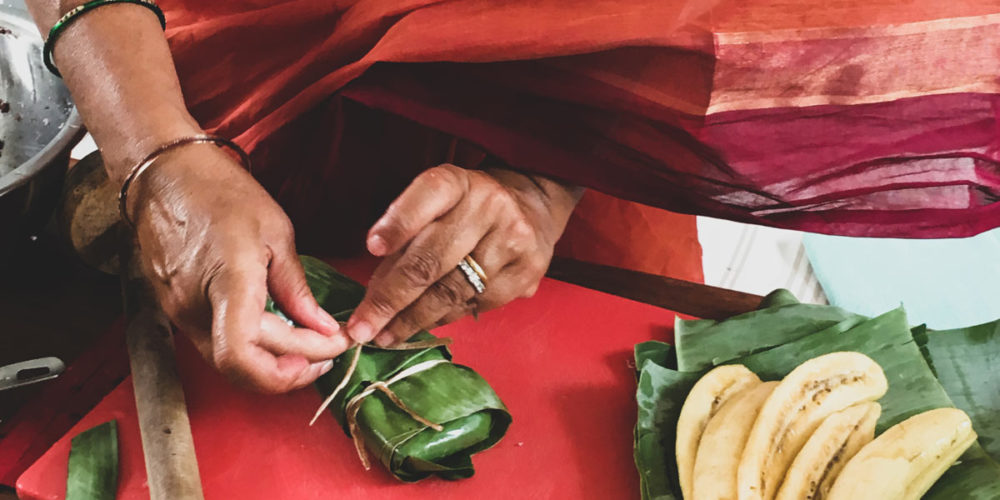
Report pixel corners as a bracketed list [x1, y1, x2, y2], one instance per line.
[634, 341, 676, 374]
[267, 256, 511, 482]
[755, 288, 800, 309]
[673, 290, 863, 372]
[66, 420, 118, 500]
[635, 291, 1000, 499]
[634, 360, 697, 500]
[916, 319, 1000, 462]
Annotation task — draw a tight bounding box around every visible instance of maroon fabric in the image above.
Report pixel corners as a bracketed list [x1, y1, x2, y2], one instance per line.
[157, 0, 1000, 238]
[341, 63, 1000, 238]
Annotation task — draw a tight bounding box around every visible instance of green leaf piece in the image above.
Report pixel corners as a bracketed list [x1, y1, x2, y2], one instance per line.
[674, 290, 862, 372]
[917, 319, 1000, 461]
[66, 420, 118, 500]
[756, 288, 801, 309]
[634, 360, 697, 500]
[634, 341, 675, 374]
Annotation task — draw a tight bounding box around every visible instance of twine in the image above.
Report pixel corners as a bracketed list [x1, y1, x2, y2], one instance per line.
[308, 337, 454, 468]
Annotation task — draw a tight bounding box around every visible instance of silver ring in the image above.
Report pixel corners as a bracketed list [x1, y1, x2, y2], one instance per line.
[457, 258, 486, 295]
[463, 255, 488, 284]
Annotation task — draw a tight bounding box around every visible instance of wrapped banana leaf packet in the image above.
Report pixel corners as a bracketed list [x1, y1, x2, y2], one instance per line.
[267, 256, 511, 482]
[634, 289, 1000, 500]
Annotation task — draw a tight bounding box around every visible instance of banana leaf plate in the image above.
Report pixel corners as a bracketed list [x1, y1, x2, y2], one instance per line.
[634, 290, 1000, 499]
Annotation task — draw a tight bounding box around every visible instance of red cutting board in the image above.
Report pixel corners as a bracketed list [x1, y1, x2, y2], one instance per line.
[18, 258, 678, 500]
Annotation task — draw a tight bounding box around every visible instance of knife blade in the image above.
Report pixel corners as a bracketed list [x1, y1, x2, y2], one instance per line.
[0, 357, 64, 392]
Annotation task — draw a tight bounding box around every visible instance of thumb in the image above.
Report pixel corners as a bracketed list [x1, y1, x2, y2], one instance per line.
[268, 250, 341, 336]
[207, 264, 318, 393]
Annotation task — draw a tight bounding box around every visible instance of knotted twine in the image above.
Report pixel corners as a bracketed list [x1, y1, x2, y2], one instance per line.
[309, 337, 454, 469]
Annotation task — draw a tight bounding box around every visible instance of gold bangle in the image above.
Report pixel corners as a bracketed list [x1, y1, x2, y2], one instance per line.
[117, 135, 252, 228]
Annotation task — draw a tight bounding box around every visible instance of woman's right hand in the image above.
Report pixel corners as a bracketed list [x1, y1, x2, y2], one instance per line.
[126, 141, 353, 393]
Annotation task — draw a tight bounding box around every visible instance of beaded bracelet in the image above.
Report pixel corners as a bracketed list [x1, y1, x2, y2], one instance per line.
[118, 135, 252, 228]
[44, 0, 166, 77]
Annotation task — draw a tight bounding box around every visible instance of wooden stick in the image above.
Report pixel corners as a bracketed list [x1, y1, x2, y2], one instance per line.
[120, 230, 204, 500]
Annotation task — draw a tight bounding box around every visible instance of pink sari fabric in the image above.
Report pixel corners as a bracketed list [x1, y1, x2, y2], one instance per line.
[161, 0, 1000, 238]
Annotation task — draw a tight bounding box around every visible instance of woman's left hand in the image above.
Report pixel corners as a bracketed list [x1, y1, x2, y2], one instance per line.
[346, 164, 582, 347]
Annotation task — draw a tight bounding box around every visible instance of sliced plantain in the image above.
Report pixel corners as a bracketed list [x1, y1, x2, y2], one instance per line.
[693, 381, 779, 500]
[677, 364, 761, 500]
[774, 401, 881, 500]
[826, 407, 977, 500]
[737, 351, 888, 500]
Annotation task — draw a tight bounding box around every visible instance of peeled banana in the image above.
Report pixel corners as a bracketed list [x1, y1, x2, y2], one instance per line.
[773, 402, 881, 500]
[676, 365, 761, 500]
[736, 352, 888, 500]
[692, 381, 779, 500]
[826, 407, 976, 500]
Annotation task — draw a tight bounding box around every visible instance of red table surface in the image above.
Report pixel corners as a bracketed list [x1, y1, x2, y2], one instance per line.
[18, 258, 678, 500]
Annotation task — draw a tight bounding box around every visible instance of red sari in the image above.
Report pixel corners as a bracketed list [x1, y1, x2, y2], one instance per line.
[158, 0, 1000, 269]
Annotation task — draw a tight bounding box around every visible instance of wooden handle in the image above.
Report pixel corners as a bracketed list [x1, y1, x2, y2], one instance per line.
[120, 230, 205, 500]
[546, 257, 763, 319]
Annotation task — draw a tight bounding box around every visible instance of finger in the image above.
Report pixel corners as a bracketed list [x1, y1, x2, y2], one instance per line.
[348, 207, 489, 344]
[366, 165, 466, 256]
[373, 269, 479, 347]
[207, 263, 314, 394]
[299, 358, 336, 386]
[267, 249, 342, 336]
[470, 256, 548, 314]
[235, 350, 333, 393]
[272, 355, 335, 390]
[471, 217, 549, 310]
[438, 301, 476, 326]
[258, 314, 352, 362]
[371, 217, 532, 346]
[373, 221, 526, 345]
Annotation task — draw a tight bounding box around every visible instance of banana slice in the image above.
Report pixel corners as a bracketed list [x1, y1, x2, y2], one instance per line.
[677, 365, 761, 500]
[693, 381, 779, 500]
[774, 402, 881, 500]
[737, 352, 888, 500]
[826, 407, 977, 500]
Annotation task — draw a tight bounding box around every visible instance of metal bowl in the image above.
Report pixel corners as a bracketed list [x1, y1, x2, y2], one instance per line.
[0, 0, 84, 255]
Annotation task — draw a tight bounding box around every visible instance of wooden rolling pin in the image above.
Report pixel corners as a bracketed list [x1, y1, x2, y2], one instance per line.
[119, 216, 204, 499]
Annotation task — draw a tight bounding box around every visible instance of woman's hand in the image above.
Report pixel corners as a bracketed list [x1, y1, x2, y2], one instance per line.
[346, 164, 583, 346]
[26, 0, 353, 393]
[128, 142, 353, 393]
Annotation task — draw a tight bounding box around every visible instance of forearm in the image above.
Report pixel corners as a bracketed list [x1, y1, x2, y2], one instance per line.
[26, 0, 201, 183]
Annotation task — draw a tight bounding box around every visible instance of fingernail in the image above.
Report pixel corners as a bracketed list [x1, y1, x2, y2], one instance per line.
[367, 234, 388, 256]
[317, 360, 334, 376]
[349, 320, 377, 344]
[374, 332, 395, 348]
[319, 309, 340, 332]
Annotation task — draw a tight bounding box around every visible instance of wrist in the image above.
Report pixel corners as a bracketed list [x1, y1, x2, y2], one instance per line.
[120, 136, 253, 228]
[98, 108, 205, 186]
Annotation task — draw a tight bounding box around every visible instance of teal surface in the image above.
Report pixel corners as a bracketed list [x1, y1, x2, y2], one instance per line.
[803, 229, 1000, 329]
